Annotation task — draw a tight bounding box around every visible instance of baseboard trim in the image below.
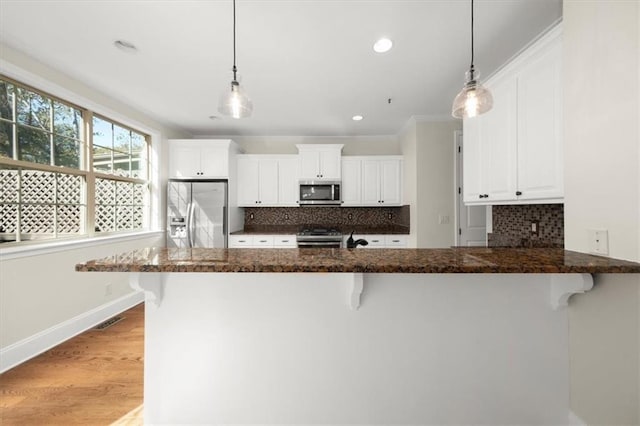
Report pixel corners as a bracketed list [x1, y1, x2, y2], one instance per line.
[0, 291, 144, 373]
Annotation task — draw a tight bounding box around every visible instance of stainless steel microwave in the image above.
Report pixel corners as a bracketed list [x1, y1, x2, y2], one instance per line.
[298, 181, 342, 206]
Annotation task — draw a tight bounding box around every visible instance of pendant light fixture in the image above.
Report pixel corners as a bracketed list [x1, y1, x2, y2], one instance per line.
[451, 0, 493, 119]
[218, 0, 253, 119]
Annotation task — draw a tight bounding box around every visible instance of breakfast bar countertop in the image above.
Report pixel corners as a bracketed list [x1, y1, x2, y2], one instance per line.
[75, 247, 640, 274]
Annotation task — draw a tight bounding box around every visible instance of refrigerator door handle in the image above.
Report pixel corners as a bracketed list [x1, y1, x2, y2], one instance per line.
[223, 206, 228, 247]
[186, 201, 195, 248]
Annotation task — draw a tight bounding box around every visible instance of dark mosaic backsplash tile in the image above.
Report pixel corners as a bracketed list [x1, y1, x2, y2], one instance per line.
[244, 205, 410, 230]
[488, 204, 564, 248]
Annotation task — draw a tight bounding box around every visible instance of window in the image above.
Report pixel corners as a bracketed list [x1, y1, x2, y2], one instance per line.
[0, 76, 150, 244]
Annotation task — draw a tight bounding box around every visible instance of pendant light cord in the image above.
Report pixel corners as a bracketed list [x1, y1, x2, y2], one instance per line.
[232, 0, 237, 81]
[470, 0, 475, 77]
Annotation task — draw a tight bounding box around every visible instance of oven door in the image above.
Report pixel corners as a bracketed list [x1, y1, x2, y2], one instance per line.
[297, 240, 342, 249]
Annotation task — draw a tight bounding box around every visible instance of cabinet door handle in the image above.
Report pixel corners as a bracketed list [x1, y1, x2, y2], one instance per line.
[516, 191, 522, 196]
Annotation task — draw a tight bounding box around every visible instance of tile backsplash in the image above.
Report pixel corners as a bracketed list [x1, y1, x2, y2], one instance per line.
[488, 204, 564, 248]
[244, 205, 410, 229]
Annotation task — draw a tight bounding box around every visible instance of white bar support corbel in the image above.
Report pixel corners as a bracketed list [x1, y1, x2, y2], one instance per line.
[550, 273, 594, 310]
[129, 272, 165, 307]
[349, 273, 364, 310]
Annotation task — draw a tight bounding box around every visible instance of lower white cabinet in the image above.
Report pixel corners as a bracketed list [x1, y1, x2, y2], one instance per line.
[343, 234, 408, 248]
[229, 235, 297, 248]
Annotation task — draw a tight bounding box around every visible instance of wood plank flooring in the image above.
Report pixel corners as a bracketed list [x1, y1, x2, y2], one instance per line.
[0, 303, 144, 426]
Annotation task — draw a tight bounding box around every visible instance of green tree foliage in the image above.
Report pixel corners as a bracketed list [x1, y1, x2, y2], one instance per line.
[0, 78, 83, 168]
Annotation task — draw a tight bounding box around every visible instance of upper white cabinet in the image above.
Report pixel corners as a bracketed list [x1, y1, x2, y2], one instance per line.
[296, 144, 343, 181]
[169, 139, 238, 178]
[342, 156, 403, 207]
[237, 155, 298, 207]
[463, 26, 563, 205]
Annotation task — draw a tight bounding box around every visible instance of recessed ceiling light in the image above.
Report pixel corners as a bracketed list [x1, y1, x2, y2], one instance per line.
[352, 115, 364, 121]
[373, 38, 393, 53]
[114, 40, 137, 53]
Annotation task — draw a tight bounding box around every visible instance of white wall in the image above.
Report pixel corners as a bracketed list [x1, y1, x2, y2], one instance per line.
[0, 234, 162, 348]
[399, 120, 418, 248]
[0, 43, 188, 364]
[563, 1, 640, 424]
[197, 135, 400, 156]
[415, 119, 460, 248]
[399, 118, 460, 248]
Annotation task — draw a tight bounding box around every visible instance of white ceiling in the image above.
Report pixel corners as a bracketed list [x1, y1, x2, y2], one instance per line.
[0, 0, 562, 137]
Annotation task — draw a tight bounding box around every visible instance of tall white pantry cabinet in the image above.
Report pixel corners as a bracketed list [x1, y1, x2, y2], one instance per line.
[463, 25, 563, 205]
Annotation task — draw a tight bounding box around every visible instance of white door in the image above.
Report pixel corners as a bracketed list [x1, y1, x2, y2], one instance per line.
[456, 132, 487, 246]
[482, 77, 517, 202]
[318, 148, 342, 180]
[341, 158, 362, 206]
[258, 159, 279, 205]
[169, 144, 201, 178]
[380, 159, 401, 205]
[237, 157, 260, 206]
[516, 40, 563, 201]
[361, 160, 381, 205]
[278, 157, 299, 206]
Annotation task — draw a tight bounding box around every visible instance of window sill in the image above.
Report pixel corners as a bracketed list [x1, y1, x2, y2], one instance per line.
[0, 230, 164, 260]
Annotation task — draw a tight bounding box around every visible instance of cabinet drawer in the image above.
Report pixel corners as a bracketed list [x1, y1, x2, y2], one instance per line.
[385, 235, 408, 247]
[274, 235, 297, 247]
[229, 235, 253, 247]
[253, 236, 275, 247]
[366, 235, 386, 247]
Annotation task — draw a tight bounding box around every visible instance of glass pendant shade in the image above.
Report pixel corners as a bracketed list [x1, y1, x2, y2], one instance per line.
[452, 76, 493, 119]
[218, 80, 253, 119]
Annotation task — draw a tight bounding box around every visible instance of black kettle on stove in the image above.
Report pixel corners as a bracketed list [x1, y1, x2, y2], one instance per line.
[346, 231, 369, 249]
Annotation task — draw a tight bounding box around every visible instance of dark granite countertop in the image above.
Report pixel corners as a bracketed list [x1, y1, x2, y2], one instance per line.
[76, 247, 640, 274]
[230, 225, 410, 235]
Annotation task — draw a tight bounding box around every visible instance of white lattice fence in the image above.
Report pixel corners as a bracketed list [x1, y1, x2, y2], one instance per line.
[0, 168, 85, 236]
[95, 177, 146, 232]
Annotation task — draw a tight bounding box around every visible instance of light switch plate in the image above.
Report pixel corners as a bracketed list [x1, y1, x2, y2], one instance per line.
[588, 229, 609, 255]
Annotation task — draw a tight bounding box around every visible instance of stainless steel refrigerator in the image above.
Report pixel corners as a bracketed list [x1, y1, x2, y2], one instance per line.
[166, 179, 227, 248]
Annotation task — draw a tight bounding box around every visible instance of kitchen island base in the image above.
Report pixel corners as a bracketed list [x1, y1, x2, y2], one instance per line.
[135, 272, 575, 425]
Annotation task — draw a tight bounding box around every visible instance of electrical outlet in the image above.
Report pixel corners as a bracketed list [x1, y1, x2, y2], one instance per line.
[249, 213, 254, 220]
[387, 213, 393, 220]
[531, 220, 539, 235]
[588, 229, 609, 255]
[105, 283, 112, 296]
[438, 215, 449, 225]
[284, 214, 289, 220]
[347, 213, 353, 221]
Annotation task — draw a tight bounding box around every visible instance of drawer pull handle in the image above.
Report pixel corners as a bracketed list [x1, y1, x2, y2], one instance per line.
[392, 240, 400, 243]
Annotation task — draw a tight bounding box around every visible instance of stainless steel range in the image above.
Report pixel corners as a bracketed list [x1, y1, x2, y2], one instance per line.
[296, 227, 343, 248]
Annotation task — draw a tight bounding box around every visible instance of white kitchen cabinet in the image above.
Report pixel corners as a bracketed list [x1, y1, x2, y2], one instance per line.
[463, 25, 563, 205]
[229, 234, 296, 248]
[277, 157, 299, 206]
[169, 139, 236, 178]
[516, 36, 563, 201]
[362, 158, 402, 206]
[296, 144, 343, 181]
[341, 157, 362, 206]
[237, 155, 298, 207]
[343, 234, 408, 248]
[342, 156, 402, 207]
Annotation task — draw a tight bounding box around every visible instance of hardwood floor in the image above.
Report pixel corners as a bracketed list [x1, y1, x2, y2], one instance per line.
[0, 303, 144, 426]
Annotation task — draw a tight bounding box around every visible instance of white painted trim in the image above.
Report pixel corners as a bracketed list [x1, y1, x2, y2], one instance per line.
[550, 274, 594, 310]
[349, 273, 364, 310]
[0, 291, 144, 373]
[129, 273, 165, 307]
[0, 230, 163, 260]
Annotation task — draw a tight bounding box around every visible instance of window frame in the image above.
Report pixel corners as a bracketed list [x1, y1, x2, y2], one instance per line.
[0, 75, 153, 245]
